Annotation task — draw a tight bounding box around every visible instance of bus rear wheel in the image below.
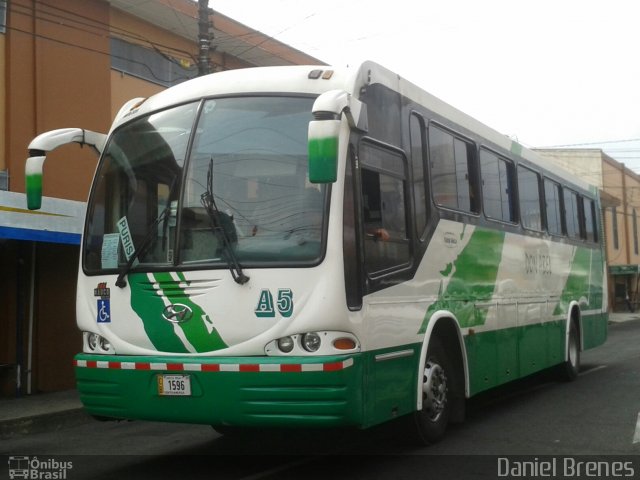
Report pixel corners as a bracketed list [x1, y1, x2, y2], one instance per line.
[410, 337, 453, 444]
[559, 320, 580, 381]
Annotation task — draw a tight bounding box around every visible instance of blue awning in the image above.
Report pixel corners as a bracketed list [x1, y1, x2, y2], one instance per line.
[0, 191, 84, 245]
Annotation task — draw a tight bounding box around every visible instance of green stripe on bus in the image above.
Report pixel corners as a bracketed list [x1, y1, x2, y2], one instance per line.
[129, 273, 190, 353]
[554, 246, 604, 317]
[419, 228, 505, 332]
[129, 272, 228, 353]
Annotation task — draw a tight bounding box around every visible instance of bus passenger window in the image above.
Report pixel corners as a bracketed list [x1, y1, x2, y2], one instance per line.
[564, 189, 581, 239]
[544, 179, 563, 235]
[428, 125, 478, 213]
[480, 149, 517, 223]
[359, 142, 410, 275]
[584, 198, 598, 243]
[410, 113, 428, 237]
[518, 165, 543, 231]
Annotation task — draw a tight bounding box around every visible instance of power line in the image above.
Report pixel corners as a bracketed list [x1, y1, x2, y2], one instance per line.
[9, 0, 306, 71]
[543, 138, 640, 148]
[10, 1, 198, 63]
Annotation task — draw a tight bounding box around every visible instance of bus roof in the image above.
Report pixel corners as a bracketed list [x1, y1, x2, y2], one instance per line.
[113, 61, 593, 194]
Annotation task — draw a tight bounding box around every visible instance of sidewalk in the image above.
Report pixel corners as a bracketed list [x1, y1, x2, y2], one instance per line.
[608, 312, 640, 323]
[1, 313, 638, 438]
[0, 389, 90, 438]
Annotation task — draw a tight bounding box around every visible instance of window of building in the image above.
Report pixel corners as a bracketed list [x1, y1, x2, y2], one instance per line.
[428, 124, 478, 213]
[0, 1, 6, 34]
[111, 38, 197, 87]
[410, 114, 428, 238]
[544, 179, 563, 235]
[360, 142, 410, 275]
[518, 165, 542, 230]
[480, 149, 517, 223]
[634, 208, 639, 254]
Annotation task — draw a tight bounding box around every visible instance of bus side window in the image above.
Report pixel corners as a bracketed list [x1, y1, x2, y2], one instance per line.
[544, 179, 563, 235]
[410, 113, 428, 238]
[584, 197, 598, 243]
[428, 124, 478, 213]
[480, 149, 517, 223]
[359, 142, 410, 275]
[517, 165, 543, 231]
[563, 188, 581, 239]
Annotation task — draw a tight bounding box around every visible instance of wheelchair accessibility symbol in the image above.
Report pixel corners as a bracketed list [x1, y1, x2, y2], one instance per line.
[97, 299, 111, 323]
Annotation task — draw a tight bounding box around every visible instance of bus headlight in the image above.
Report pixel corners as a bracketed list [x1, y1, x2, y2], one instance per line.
[265, 332, 360, 356]
[301, 332, 321, 352]
[98, 337, 112, 352]
[84, 332, 115, 354]
[277, 336, 295, 353]
[87, 333, 99, 351]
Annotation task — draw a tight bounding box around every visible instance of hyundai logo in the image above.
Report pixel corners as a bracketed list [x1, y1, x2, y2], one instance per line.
[162, 304, 193, 324]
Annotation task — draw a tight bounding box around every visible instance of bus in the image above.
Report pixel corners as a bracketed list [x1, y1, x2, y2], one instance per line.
[25, 61, 607, 443]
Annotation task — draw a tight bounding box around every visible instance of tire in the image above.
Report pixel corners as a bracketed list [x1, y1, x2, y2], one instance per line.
[560, 320, 580, 381]
[409, 336, 453, 444]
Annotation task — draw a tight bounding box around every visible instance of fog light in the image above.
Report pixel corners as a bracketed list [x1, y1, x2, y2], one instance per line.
[302, 332, 321, 352]
[277, 336, 295, 353]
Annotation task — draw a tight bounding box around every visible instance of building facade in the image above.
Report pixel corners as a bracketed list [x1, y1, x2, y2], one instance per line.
[536, 149, 640, 313]
[0, 0, 322, 395]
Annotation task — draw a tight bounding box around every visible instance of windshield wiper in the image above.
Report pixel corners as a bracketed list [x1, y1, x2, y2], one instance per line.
[115, 204, 172, 288]
[201, 158, 249, 285]
[115, 176, 178, 289]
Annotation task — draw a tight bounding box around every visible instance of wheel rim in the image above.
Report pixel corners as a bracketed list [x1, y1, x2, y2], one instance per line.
[422, 360, 448, 422]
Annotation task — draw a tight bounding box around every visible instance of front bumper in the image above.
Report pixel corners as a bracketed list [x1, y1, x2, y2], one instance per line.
[74, 353, 363, 428]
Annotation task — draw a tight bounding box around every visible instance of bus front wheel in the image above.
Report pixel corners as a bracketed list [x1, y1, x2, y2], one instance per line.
[410, 336, 453, 444]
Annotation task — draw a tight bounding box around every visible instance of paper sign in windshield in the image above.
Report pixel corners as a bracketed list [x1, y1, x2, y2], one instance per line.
[101, 233, 120, 269]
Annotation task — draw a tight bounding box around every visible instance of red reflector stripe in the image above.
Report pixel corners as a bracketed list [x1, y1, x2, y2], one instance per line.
[281, 364, 302, 373]
[75, 358, 354, 372]
[322, 362, 343, 372]
[201, 363, 220, 372]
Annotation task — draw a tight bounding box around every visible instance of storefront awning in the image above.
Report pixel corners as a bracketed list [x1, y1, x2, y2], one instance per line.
[0, 191, 84, 245]
[609, 264, 640, 275]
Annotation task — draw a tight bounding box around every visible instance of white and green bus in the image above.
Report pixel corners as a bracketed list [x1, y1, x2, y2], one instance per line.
[26, 61, 606, 443]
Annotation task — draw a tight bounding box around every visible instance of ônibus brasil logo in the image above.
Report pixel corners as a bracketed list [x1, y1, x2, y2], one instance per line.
[7, 456, 73, 479]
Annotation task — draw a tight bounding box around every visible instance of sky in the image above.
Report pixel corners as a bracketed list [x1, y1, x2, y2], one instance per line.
[212, 0, 640, 171]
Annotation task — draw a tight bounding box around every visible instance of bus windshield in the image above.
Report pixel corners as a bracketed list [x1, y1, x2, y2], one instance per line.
[83, 96, 326, 274]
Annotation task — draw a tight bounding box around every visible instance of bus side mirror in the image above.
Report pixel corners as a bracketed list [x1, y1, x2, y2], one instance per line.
[26, 155, 46, 210]
[24, 128, 107, 210]
[308, 119, 340, 184]
[307, 89, 367, 184]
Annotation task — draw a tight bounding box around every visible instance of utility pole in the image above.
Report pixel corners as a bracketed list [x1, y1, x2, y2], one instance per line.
[197, 0, 212, 76]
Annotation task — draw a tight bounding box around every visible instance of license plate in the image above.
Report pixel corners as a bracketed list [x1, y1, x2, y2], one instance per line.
[158, 374, 191, 396]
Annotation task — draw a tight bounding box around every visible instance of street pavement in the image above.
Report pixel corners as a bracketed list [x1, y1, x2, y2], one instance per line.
[1, 313, 638, 438]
